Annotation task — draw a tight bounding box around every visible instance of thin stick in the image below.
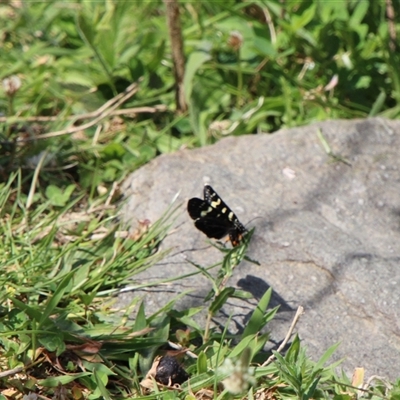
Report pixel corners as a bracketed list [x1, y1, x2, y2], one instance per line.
[167, 340, 198, 359]
[0, 105, 167, 123]
[385, 0, 396, 52]
[16, 82, 140, 142]
[163, 0, 187, 112]
[0, 366, 24, 378]
[264, 6, 276, 45]
[26, 150, 48, 210]
[364, 375, 392, 393]
[261, 305, 304, 367]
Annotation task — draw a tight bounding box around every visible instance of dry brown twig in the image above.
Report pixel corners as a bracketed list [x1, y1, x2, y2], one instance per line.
[163, 0, 187, 113]
[0, 105, 167, 124]
[385, 0, 396, 52]
[14, 80, 167, 143]
[0, 366, 24, 379]
[261, 305, 304, 367]
[17, 81, 139, 142]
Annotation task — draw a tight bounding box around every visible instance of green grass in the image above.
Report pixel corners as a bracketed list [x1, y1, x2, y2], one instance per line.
[1, 0, 400, 398]
[0, 172, 397, 398]
[1, 176, 397, 398]
[1, 0, 400, 188]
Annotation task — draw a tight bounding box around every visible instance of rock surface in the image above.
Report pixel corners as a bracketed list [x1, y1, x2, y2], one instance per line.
[120, 118, 400, 381]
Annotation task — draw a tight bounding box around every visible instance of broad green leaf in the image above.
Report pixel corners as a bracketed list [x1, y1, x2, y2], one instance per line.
[251, 333, 269, 356]
[229, 334, 256, 359]
[253, 36, 276, 58]
[184, 51, 212, 104]
[62, 72, 94, 87]
[148, 40, 166, 72]
[72, 264, 90, 292]
[156, 134, 183, 153]
[254, 363, 278, 378]
[45, 184, 76, 207]
[285, 334, 301, 363]
[197, 351, 208, 374]
[102, 143, 126, 160]
[38, 333, 65, 355]
[349, 1, 369, 28]
[209, 287, 235, 315]
[39, 270, 75, 327]
[304, 375, 321, 400]
[314, 342, 341, 371]
[241, 288, 272, 338]
[9, 298, 42, 323]
[291, 4, 316, 31]
[134, 301, 147, 331]
[39, 373, 91, 387]
[181, 371, 225, 393]
[169, 308, 203, 332]
[92, 367, 111, 400]
[76, 12, 96, 46]
[369, 90, 386, 117]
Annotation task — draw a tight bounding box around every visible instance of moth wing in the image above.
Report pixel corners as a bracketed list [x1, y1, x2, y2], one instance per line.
[187, 198, 209, 220]
[194, 217, 230, 239]
[203, 185, 216, 204]
[203, 185, 228, 208]
[189, 185, 247, 245]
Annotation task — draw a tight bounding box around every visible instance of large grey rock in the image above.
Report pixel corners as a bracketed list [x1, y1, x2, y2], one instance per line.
[120, 118, 400, 381]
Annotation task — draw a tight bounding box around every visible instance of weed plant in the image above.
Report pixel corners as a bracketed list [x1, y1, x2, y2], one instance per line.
[1, 1, 400, 188]
[1, 172, 397, 398]
[1, 1, 400, 398]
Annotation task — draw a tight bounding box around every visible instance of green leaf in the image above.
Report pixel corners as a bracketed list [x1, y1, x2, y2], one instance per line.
[76, 12, 95, 46]
[285, 334, 301, 363]
[96, 15, 117, 69]
[169, 308, 203, 332]
[181, 371, 225, 393]
[72, 263, 90, 292]
[39, 372, 91, 387]
[45, 184, 76, 207]
[369, 90, 386, 117]
[349, 1, 369, 28]
[291, 4, 316, 31]
[273, 351, 301, 390]
[313, 342, 341, 371]
[134, 302, 147, 331]
[209, 287, 235, 315]
[39, 270, 75, 328]
[102, 143, 126, 160]
[253, 36, 276, 57]
[156, 134, 183, 153]
[148, 40, 166, 72]
[62, 72, 94, 87]
[92, 367, 111, 400]
[102, 166, 117, 182]
[184, 51, 212, 104]
[38, 333, 65, 355]
[197, 352, 208, 374]
[79, 289, 97, 307]
[229, 334, 256, 359]
[251, 333, 269, 356]
[9, 298, 42, 322]
[304, 375, 321, 400]
[241, 288, 272, 338]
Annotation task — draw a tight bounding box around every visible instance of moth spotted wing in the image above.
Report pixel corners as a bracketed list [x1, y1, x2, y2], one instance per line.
[187, 185, 246, 246]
